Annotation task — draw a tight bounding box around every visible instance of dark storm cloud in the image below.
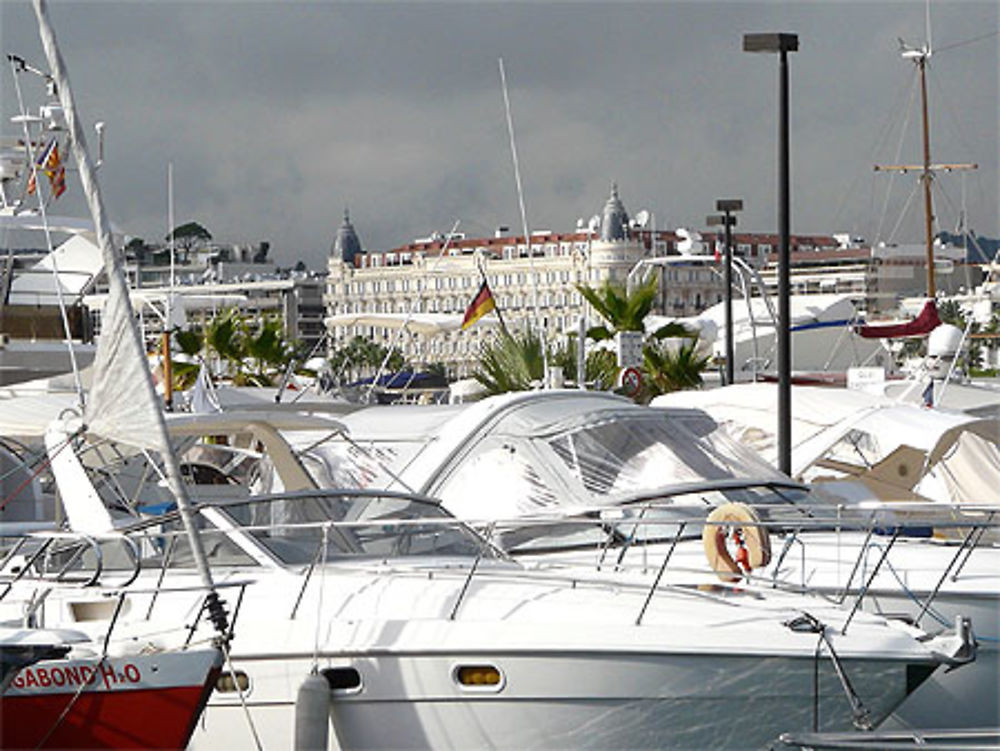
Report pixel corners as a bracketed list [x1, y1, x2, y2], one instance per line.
[2, 1, 996, 269]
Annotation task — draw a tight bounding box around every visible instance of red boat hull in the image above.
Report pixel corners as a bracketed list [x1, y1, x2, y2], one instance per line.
[1, 649, 222, 750]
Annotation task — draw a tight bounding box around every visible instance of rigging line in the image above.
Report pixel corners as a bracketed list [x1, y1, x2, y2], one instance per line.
[0, 429, 75, 511]
[499, 57, 549, 379]
[873, 71, 921, 245]
[885, 181, 922, 246]
[829, 60, 919, 233]
[6, 56, 85, 409]
[311, 522, 330, 671]
[933, 29, 1000, 54]
[219, 639, 265, 751]
[364, 218, 461, 403]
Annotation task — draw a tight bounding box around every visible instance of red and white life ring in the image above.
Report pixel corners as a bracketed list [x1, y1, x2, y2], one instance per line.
[702, 502, 771, 582]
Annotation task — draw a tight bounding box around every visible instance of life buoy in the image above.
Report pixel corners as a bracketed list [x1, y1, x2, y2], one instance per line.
[702, 502, 771, 582]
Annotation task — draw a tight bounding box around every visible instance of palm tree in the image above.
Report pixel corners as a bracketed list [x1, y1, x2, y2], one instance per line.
[169, 327, 204, 391]
[204, 308, 248, 382]
[328, 336, 407, 384]
[473, 329, 547, 395]
[641, 338, 711, 399]
[245, 317, 296, 387]
[575, 276, 659, 341]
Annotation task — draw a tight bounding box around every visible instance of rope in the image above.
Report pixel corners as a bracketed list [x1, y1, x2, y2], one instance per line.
[311, 522, 330, 670]
[219, 639, 265, 751]
[0, 429, 75, 512]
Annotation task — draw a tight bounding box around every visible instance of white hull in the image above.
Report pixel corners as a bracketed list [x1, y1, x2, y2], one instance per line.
[10, 561, 945, 751]
[529, 530, 998, 729]
[191, 649, 917, 751]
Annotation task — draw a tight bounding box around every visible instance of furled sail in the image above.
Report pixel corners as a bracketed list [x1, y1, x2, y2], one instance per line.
[856, 299, 941, 339]
[32, 0, 227, 634]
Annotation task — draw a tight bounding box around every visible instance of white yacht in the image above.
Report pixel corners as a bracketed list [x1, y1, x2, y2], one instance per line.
[0, 486, 972, 750]
[280, 389, 998, 730]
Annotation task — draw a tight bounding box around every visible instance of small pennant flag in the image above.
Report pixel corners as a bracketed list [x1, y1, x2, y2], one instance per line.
[51, 165, 66, 197]
[461, 280, 497, 330]
[35, 138, 56, 169]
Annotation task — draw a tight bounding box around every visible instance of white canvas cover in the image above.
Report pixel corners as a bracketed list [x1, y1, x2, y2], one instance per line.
[82, 275, 167, 451]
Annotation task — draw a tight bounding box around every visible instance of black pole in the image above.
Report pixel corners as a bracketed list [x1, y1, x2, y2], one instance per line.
[777, 46, 792, 476]
[724, 213, 734, 386]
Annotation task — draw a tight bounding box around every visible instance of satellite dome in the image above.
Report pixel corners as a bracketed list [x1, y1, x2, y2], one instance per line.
[331, 208, 363, 264]
[600, 183, 629, 242]
[928, 323, 963, 358]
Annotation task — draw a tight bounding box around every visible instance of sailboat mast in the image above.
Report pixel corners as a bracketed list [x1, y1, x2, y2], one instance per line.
[918, 53, 935, 297]
[875, 42, 976, 302]
[32, 0, 227, 636]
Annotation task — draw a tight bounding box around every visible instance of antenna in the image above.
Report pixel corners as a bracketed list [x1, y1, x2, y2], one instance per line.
[94, 121, 104, 167]
[925, 0, 933, 55]
[498, 56, 549, 378]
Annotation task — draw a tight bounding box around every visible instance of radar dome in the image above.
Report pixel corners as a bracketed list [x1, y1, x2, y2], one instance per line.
[928, 323, 963, 358]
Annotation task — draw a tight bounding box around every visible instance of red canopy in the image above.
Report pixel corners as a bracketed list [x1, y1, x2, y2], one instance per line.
[857, 300, 941, 339]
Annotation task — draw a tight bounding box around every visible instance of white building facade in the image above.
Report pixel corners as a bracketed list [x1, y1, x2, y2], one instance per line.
[324, 187, 726, 376]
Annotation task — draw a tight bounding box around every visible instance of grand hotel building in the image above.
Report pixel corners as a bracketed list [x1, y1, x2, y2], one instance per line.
[323, 185, 842, 376]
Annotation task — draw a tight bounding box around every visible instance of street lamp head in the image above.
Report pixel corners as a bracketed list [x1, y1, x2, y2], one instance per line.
[743, 33, 799, 53]
[716, 199, 743, 213]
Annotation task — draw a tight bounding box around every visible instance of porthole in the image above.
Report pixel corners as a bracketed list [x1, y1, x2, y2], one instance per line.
[216, 670, 250, 693]
[322, 666, 362, 694]
[453, 664, 504, 692]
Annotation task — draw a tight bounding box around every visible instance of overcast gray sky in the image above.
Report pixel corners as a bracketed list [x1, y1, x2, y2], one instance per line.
[2, 1, 997, 269]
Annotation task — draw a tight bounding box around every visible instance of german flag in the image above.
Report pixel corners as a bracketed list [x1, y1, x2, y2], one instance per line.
[461, 280, 496, 329]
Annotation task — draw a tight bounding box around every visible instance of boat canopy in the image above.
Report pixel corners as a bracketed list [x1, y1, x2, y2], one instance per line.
[653, 383, 1000, 506]
[288, 390, 785, 520]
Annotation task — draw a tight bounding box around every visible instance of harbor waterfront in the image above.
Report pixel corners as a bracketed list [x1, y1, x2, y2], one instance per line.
[1, 0, 998, 749]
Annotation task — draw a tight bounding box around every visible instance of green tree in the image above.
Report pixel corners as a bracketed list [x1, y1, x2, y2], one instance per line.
[165, 221, 212, 263]
[169, 327, 204, 391]
[473, 329, 547, 395]
[328, 336, 407, 384]
[641, 338, 711, 400]
[575, 276, 659, 341]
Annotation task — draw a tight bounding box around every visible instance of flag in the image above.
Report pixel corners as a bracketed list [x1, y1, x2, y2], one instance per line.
[35, 138, 56, 169]
[25, 140, 66, 198]
[51, 165, 66, 198]
[461, 280, 496, 329]
[44, 142, 61, 172]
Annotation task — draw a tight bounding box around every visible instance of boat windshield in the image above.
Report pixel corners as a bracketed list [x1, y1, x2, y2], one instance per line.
[435, 408, 786, 518]
[214, 491, 499, 565]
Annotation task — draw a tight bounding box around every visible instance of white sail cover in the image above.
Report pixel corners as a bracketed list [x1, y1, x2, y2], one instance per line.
[82, 275, 167, 450]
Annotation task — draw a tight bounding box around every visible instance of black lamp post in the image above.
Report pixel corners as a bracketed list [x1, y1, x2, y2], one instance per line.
[707, 199, 743, 386]
[743, 32, 797, 476]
